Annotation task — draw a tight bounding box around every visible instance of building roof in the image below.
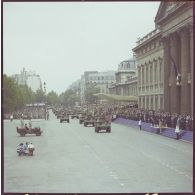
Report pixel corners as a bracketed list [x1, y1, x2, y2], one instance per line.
[93, 93, 138, 102]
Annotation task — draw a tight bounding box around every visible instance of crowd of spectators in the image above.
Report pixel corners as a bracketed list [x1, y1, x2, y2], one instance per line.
[92, 103, 193, 131]
[4, 106, 45, 119]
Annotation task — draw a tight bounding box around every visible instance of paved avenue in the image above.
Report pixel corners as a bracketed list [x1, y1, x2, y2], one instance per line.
[4, 110, 193, 193]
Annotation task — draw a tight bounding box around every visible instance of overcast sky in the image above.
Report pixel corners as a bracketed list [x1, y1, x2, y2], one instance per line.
[3, 1, 160, 95]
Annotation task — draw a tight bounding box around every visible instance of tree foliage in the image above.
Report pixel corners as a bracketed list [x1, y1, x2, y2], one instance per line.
[47, 91, 58, 106]
[3, 74, 36, 113]
[85, 83, 100, 104]
[59, 89, 80, 107]
[35, 88, 45, 103]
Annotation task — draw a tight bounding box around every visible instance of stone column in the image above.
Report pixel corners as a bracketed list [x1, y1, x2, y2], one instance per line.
[141, 96, 144, 109]
[138, 66, 141, 88]
[170, 33, 180, 114]
[140, 65, 143, 93]
[158, 95, 161, 110]
[144, 95, 147, 109]
[162, 36, 170, 112]
[149, 96, 151, 110]
[179, 27, 190, 114]
[144, 64, 146, 91]
[151, 95, 153, 110]
[189, 25, 193, 117]
[148, 61, 151, 89]
[152, 60, 155, 88]
[157, 59, 160, 88]
[153, 95, 156, 110]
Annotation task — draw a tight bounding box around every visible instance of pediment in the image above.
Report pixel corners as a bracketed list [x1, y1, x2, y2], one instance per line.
[155, 2, 186, 24]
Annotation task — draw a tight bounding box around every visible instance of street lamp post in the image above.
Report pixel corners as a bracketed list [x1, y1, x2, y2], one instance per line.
[44, 82, 47, 120]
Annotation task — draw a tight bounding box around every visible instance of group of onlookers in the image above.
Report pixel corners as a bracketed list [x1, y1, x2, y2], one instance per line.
[4, 106, 46, 120]
[86, 103, 193, 131]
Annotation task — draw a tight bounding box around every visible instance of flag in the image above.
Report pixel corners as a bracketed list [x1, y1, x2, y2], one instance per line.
[170, 55, 178, 77]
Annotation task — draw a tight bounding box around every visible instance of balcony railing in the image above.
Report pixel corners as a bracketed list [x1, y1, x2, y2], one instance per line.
[136, 28, 160, 46]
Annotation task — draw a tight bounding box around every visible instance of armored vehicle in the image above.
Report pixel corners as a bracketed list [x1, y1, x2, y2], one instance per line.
[71, 114, 79, 119]
[94, 120, 111, 133]
[16, 127, 42, 136]
[79, 114, 85, 124]
[60, 115, 70, 123]
[83, 115, 96, 127]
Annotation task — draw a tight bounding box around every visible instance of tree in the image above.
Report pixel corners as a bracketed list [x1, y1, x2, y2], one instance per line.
[85, 83, 100, 104]
[47, 91, 58, 106]
[3, 74, 18, 113]
[35, 89, 45, 103]
[3, 74, 36, 112]
[59, 89, 80, 107]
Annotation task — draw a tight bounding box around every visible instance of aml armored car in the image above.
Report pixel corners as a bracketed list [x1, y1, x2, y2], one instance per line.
[83, 115, 96, 127]
[94, 120, 111, 133]
[60, 115, 70, 123]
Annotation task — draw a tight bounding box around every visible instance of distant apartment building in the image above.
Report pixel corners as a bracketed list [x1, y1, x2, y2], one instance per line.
[12, 68, 42, 92]
[87, 71, 116, 93]
[80, 70, 115, 105]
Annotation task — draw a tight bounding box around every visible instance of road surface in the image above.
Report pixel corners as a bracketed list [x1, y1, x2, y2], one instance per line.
[3, 110, 193, 193]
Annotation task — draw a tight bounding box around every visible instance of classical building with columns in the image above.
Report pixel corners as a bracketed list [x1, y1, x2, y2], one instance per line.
[155, 1, 193, 116]
[133, 28, 164, 110]
[133, 2, 193, 115]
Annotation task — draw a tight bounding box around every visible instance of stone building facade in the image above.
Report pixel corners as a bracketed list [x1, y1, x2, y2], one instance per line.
[109, 58, 138, 98]
[133, 2, 193, 115]
[87, 71, 115, 94]
[80, 71, 115, 105]
[133, 29, 164, 110]
[155, 2, 193, 115]
[12, 68, 42, 92]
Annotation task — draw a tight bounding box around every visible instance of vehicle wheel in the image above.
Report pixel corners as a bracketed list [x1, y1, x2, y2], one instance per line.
[21, 133, 25, 137]
[68, 120, 70, 123]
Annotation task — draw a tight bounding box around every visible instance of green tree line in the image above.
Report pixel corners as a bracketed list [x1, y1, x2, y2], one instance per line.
[3, 74, 45, 113]
[3, 74, 100, 113]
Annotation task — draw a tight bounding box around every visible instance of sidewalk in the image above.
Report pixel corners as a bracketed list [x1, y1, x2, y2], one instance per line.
[113, 117, 193, 143]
